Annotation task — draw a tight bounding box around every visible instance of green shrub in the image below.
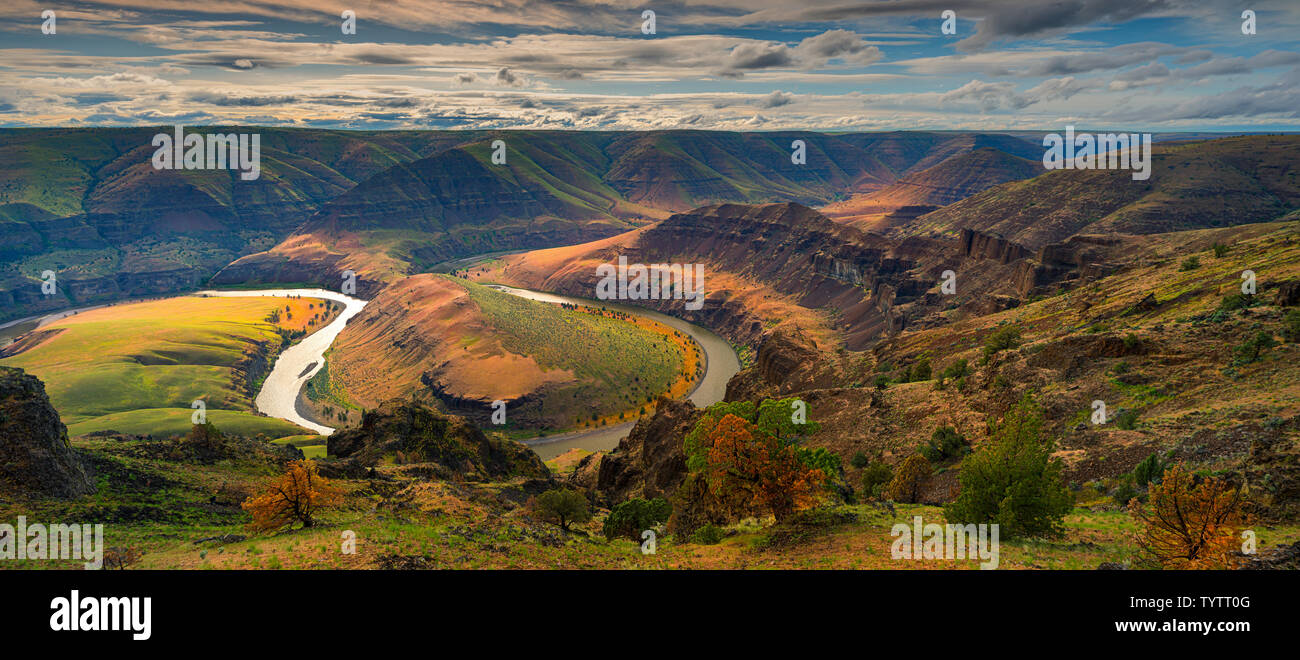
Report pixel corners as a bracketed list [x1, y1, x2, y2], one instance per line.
[1233, 330, 1277, 365]
[691, 523, 724, 545]
[1112, 480, 1138, 506]
[1219, 293, 1258, 312]
[1180, 256, 1201, 271]
[982, 325, 1022, 361]
[1282, 310, 1300, 343]
[919, 426, 971, 463]
[602, 497, 671, 541]
[944, 394, 1072, 539]
[941, 359, 969, 380]
[796, 446, 843, 483]
[884, 454, 931, 504]
[534, 489, 591, 531]
[873, 374, 890, 389]
[1115, 409, 1139, 430]
[1211, 242, 1229, 258]
[850, 451, 870, 469]
[860, 462, 893, 500]
[1133, 453, 1164, 488]
[908, 357, 932, 382]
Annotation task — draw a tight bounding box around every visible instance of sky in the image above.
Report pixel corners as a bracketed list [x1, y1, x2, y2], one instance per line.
[1, 0, 1298, 132]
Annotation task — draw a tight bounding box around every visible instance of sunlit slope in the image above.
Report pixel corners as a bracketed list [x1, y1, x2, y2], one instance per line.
[0, 295, 327, 435]
[212, 130, 1041, 288]
[326, 274, 693, 433]
[0, 127, 459, 321]
[901, 135, 1300, 249]
[822, 147, 1041, 230]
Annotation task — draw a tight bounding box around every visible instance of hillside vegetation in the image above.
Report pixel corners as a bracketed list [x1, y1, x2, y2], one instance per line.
[0, 295, 330, 435]
[210, 130, 1041, 292]
[902, 135, 1300, 248]
[324, 274, 693, 434]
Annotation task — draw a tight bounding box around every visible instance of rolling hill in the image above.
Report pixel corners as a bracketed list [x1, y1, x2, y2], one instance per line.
[317, 274, 694, 434]
[0, 127, 1046, 321]
[0, 127, 465, 321]
[0, 294, 328, 436]
[898, 135, 1300, 249]
[822, 147, 1042, 231]
[208, 130, 1042, 292]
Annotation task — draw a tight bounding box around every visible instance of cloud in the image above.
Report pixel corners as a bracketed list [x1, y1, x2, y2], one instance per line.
[794, 29, 883, 68]
[1106, 67, 1300, 121]
[940, 80, 1021, 111]
[719, 0, 1247, 53]
[493, 67, 524, 87]
[953, 0, 1173, 52]
[1022, 76, 1092, 104]
[1, 0, 1297, 131]
[714, 29, 882, 78]
[27, 72, 172, 89]
[188, 91, 299, 106]
[714, 42, 795, 78]
[756, 90, 795, 108]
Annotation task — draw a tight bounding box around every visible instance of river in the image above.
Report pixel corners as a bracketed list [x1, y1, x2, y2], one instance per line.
[5, 280, 737, 457]
[486, 284, 741, 460]
[195, 283, 739, 458]
[195, 289, 368, 435]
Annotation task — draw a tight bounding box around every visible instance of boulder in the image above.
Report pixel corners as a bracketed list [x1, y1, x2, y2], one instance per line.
[1275, 279, 1300, 307]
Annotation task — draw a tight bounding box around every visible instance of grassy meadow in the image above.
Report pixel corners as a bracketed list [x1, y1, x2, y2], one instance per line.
[459, 278, 689, 428]
[0, 295, 327, 436]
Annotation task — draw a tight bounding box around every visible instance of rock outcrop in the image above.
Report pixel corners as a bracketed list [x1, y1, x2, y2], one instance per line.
[0, 367, 94, 499]
[726, 327, 841, 400]
[327, 400, 549, 481]
[570, 399, 700, 505]
[1275, 279, 1300, 307]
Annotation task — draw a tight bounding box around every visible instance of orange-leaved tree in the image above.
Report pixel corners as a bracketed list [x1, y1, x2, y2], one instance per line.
[242, 459, 342, 533]
[1128, 463, 1245, 569]
[702, 413, 824, 522]
[885, 454, 931, 504]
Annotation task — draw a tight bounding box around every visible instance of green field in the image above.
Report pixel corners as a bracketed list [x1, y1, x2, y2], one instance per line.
[458, 278, 685, 425]
[0, 295, 319, 436]
[67, 408, 309, 439]
[270, 434, 328, 459]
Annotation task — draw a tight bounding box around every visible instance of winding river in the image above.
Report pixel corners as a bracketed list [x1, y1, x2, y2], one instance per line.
[196, 289, 368, 436]
[487, 284, 741, 460]
[190, 283, 739, 459]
